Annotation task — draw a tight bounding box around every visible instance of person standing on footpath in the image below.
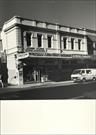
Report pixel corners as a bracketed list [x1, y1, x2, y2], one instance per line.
[0, 74, 3, 88]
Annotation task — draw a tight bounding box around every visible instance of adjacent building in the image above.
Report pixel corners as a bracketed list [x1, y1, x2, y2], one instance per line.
[1, 16, 96, 85]
[0, 27, 8, 86]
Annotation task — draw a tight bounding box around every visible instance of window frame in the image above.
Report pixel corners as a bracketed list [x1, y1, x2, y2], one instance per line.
[78, 39, 81, 50]
[71, 38, 74, 50]
[63, 37, 67, 49]
[26, 32, 31, 47]
[37, 34, 42, 48]
[48, 35, 52, 48]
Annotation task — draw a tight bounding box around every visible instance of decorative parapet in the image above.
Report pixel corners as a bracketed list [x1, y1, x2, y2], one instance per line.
[3, 16, 87, 36]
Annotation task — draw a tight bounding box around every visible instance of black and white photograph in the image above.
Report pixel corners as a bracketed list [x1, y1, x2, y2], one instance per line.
[0, 0, 96, 99]
[0, 0, 96, 135]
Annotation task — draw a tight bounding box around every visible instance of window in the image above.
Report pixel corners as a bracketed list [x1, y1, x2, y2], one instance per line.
[37, 34, 42, 47]
[86, 70, 91, 74]
[78, 39, 81, 50]
[73, 69, 81, 74]
[81, 70, 85, 74]
[63, 37, 67, 49]
[71, 38, 74, 50]
[26, 33, 31, 47]
[48, 36, 52, 48]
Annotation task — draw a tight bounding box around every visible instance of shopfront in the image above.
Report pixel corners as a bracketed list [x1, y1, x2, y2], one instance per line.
[21, 57, 87, 84]
[16, 51, 96, 85]
[21, 57, 48, 84]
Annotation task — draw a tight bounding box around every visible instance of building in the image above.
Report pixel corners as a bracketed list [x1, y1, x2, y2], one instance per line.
[1, 16, 96, 85]
[0, 28, 8, 87]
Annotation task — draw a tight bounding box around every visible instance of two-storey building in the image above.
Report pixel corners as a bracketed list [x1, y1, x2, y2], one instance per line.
[1, 16, 96, 85]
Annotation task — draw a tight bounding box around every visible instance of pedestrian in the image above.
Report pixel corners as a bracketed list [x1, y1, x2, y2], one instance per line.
[1, 71, 8, 87]
[0, 74, 3, 88]
[33, 70, 37, 82]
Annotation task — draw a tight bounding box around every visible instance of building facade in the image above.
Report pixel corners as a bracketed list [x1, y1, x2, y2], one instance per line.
[0, 28, 8, 87]
[1, 16, 96, 85]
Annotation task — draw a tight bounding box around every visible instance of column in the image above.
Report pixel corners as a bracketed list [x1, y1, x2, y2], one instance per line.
[61, 37, 64, 50]
[16, 60, 23, 85]
[23, 32, 27, 51]
[82, 36, 87, 54]
[31, 33, 33, 47]
[56, 32, 60, 53]
[67, 37, 71, 50]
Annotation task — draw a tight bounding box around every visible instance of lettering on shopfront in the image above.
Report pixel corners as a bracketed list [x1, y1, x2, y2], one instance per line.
[17, 48, 95, 60]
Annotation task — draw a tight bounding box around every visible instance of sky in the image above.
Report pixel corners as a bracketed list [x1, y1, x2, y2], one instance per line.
[0, 0, 96, 30]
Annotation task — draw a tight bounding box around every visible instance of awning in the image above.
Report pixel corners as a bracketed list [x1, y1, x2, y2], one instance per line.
[16, 52, 92, 60]
[87, 35, 96, 42]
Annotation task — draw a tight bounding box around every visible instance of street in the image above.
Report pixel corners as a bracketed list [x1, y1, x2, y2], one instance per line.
[0, 81, 96, 99]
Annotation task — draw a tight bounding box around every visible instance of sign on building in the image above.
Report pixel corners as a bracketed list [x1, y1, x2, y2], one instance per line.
[17, 52, 29, 59]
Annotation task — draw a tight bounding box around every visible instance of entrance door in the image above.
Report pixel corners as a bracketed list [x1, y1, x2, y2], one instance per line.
[23, 65, 34, 83]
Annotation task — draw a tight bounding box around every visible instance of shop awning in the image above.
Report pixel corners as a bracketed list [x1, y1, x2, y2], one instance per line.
[17, 52, 93, 60]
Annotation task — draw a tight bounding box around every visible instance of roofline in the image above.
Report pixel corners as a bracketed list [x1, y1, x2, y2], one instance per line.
[4, 15, 87, 32]
[86, 29, 96, 34]
[18, 16, 86, 31]
[3, 23, 86, 38]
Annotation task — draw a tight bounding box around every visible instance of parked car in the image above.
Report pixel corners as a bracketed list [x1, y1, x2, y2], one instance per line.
[71, 68, 96, 82]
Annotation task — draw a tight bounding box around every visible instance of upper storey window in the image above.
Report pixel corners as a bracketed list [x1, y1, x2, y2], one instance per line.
[63, 37, 67, 49]
[71, 38, 74, 50]
[48, 36, 52, 48]
[78, 39, 81, 50]
[37, 34, 42, 47]
[26, 33, 31, 47]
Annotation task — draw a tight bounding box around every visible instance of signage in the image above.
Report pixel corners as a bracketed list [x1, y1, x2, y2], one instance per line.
[17, 52, 29, 59]
[17, 49, 95, 60]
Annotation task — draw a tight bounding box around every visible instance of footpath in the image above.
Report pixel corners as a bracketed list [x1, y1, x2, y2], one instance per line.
[0, 80, 73, 94]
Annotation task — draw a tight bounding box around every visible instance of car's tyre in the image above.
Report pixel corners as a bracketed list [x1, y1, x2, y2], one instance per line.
[82, 78, 86, 82]
[92, 77, 96, 81]
[0, 82, 2, 87]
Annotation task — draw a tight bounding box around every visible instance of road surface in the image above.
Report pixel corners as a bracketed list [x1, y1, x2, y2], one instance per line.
[0, 81, 96, 99]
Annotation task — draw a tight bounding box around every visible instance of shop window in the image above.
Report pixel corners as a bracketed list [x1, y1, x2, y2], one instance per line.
[37, 34, 42, 47]
[48, 36, 52, 48]
[63, 37, 67, 49]
[26, 33, 31, 47]
[78, 39, 81, 50]
[71, 38, 74, 50]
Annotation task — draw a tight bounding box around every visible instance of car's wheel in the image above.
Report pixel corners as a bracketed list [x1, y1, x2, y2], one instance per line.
[82, 78, 86, 82]
[92, 77, 96, 81]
